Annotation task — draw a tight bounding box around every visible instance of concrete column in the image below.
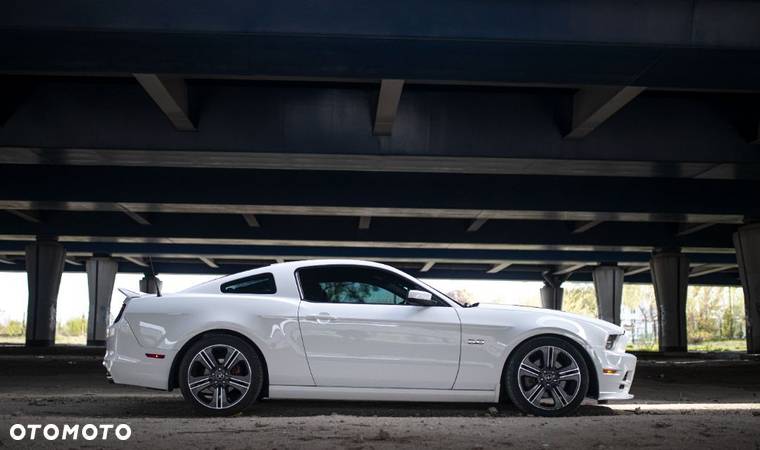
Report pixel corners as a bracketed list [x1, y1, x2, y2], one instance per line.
[649, 251, 689, 352]
[540, 274, 564, 310]
[86, 257, 118, 346]
[25, 238, 66, 346]
[592, 265, 624, 325]
[139, 274, 162, 294]
[734, 224, 760, 354]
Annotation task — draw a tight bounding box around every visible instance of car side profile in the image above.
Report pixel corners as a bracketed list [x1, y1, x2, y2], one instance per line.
[104, 259, 636, 417]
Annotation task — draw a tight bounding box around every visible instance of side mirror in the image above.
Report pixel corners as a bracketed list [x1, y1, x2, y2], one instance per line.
[407, 290, 436, 306]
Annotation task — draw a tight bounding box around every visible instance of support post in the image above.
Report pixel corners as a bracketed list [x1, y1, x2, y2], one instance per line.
[650, 250, 689, 352]
[734, 224, 760, 354]
[540, 274, 565, 310]
[86, 257, 118, 346]
[592, 265, 624, 325]
[25, 237, 66, 346]
[139, 273, 162, 294]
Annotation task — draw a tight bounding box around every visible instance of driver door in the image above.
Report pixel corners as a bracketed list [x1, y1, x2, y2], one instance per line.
[296, 265, 461, 389]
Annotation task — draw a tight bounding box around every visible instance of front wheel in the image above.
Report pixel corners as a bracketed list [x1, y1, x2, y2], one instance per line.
[179, 334, 264, 415]
[504, 336, 589, 417]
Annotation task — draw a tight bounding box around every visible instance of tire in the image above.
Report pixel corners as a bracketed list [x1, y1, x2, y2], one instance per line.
[504, 336, 589, 417]
[179, 334, 264, 416]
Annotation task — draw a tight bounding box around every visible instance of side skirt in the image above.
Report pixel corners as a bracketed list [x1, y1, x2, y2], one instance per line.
[268, 386, 499, 403]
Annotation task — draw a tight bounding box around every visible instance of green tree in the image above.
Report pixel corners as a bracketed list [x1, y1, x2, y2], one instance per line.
[621, 284, 658, 348]
[59, 315, 87, 337]
[562, 284, 597, 318]
[687, 286, 723, 343]
[0, 320, 25, 336]
[446, 289, 476, 306]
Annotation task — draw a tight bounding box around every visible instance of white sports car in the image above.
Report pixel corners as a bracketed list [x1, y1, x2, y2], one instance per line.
[104, 259, 636, 417]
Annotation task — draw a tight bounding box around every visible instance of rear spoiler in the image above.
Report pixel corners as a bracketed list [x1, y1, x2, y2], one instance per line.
[118, 287, 148, 302]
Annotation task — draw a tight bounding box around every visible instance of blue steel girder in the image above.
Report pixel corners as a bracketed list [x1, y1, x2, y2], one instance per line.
[2, 0, 760, 90]
[1, 81, 759, 173]
[0, 165, 758, 220]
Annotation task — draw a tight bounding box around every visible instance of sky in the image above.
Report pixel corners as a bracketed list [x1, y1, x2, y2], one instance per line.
[0, 272, 549, 325]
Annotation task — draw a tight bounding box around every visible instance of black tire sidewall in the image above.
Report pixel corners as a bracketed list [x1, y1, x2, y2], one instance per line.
[504, 336, 589, 417]
[178, 334, 264, 416]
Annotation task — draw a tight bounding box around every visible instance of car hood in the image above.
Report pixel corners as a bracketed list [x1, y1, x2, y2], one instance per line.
[472, 303, 625, 335]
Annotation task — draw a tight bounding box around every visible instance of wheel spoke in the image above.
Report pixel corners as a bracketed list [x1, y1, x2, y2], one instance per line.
[543, 346, 557, 369]
[550, 385, 570, 408]
[213, 386, 226, 409]
[198, 349, 216, 369]
[519, 361, 542, 378]
[188, 377, 211, 393]
[229, 377, 250, 389]
[525, 383, 545, 406]
[223, 349, 241, 370]
[558, 367, 581, 381]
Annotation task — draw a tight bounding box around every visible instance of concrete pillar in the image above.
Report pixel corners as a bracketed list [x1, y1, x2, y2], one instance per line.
[734, 224, 760, 354]
[649, 251, 689, 352]
[25, 238, 66, 346]
[592, 265, 624, 325]
[540, 274, 564, 310]
[139, 273, 162, 294]
[86, 257, 118, 346]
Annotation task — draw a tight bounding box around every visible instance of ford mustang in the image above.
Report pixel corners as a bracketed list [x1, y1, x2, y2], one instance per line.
[104, 259, 636, 416]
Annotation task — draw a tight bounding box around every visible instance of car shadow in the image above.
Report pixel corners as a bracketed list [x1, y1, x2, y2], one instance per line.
[19, 396, 616, 419]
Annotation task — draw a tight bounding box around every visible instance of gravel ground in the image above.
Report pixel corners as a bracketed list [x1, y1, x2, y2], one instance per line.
[0, 353, 759, 449]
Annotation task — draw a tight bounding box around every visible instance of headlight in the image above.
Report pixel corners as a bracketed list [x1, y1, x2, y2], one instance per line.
[605, 334, 620, 350]
[605, 333, 626, 352]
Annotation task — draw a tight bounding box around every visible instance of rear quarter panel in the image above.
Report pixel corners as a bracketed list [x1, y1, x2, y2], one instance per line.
[122, 292, 314, 387]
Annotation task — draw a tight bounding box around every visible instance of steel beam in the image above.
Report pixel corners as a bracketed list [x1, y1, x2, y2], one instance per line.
[242, 214, 260, 227]
[134, 74, 195, 131]
[5, 210, 40, 223]
[116, 203, 150, 225]
[676, 223, 717, 237]
[420, 261, 435, 272]
[373, 79, 404, 136]
[565, 86, 645, 139]
[486, 262, 511, 273]
[553, 263, 587, 276]
[199, 256, 218, 268]
[359, 216, 372, 230]
[123, 255, 148, 267]
[572, 220, 603, 234]
[624, 266, 650, 277]
[467, 218, 488, 232]
[689, 264, 736, 278]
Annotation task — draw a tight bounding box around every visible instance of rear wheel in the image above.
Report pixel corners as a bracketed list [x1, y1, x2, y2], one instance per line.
[504, 336, 589, 417]
[179, 334, 263, 415]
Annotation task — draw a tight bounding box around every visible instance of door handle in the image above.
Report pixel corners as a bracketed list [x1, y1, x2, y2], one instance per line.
[307, 312, 335, 323]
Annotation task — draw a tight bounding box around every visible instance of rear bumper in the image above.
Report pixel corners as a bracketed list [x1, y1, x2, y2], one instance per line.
[103, 319, 173, 390]
[596, 351, 637, 401]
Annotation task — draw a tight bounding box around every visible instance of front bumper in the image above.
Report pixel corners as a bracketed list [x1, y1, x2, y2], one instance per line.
[103, 319, 173, 390]
[596, 351, 637, 401]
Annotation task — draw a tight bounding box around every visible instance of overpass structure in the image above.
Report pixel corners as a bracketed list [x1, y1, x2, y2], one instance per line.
[1, 0, 760, 352]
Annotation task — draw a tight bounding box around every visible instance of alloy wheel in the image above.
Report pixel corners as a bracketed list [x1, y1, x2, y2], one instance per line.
[517, 345, 582, 410]
[186, 344, 252, 410]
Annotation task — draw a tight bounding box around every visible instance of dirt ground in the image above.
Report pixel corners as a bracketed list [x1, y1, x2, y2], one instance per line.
[0, 351, 759, 449]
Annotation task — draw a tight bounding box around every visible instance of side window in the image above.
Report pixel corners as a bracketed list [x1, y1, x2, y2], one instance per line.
[298, 266, 442, 305]
[221, 273, 277, 294]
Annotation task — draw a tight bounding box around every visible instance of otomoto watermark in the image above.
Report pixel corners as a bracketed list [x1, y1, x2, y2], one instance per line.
[9, 423, 132, 441]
